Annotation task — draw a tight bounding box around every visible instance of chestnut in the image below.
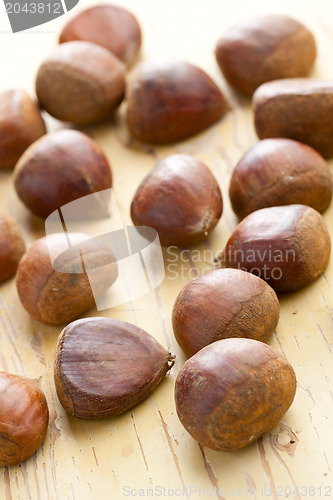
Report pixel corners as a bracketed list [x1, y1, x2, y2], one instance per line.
[252, 79, 333, 158]
[172, 268, 279, 357]
[131, 154, 223, 247]
[16, 233, 118, 325]
[175, 338, 296, 451]
[59, 4, 142, 67]
[215, 14, 316, 96]
[126, 59, 228, 144]
[221, 204, 331, 292]
[0, 89, 46, 169]
[0, 371, 49, 466]
[0, 210, 26, 282]
[14, 129, 112, 219]
[54, 318, 175, 419]
[36, 41, 125, 125]
[229, 138, 333, 219]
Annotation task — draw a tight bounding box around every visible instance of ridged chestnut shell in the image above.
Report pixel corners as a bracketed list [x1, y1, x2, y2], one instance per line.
[54, 318, 175, 419]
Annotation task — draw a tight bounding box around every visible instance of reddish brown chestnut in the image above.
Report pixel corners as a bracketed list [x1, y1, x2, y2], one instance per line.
[16, 233, 118, 325]
[59, 4, 142, 67]
[126, 59, 228, 143]
[131, 154, 223, 247]
[0, 211, 26, 282]
[221, 204, 330, 292]
[0, 89, 46, 169]
[229, 138, 333, 219]
[0, 372, 49, 466]
[14, 129, 112, 219]
[253, 79, 333, 157]
[215, 14, 316, 96]
[172, 268, 279, 357]
[175, 338, 296, 451]
[36, 41, 125, 125]
[54, 317, 175, 419]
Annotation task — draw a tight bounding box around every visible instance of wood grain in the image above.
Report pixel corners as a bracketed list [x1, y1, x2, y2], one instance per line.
[0, 0, 333, 498]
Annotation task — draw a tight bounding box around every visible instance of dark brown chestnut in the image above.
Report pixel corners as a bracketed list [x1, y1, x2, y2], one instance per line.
[175, 338, 296, 451]
[59, 4, 142, 67]
[172, 268, 279, 357]
[229, 138, 332, 219]
[131, 154, 223, 247]
[220, 204, 330, 292]
[126, 59, 228, 144]
[54, 317, 175, 419]
[14, 129, 112, 219]
[215, 14, 316, 96]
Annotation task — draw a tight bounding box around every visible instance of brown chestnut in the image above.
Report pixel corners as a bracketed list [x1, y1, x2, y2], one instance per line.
[0, 371, 49, 466]
[54, 317, 175, 419]
[0, 89, 46, 169]
[0, 210, 26, 282]
[16, 233, 118, 325]
[59, 4, 142, 67]
[215, 14, 316, 96]
[175, 338, 296, 451]
[126, 59, 228, 144]
[14, 129, 112, 219]
[131, 154, 223, 247]
[221, 204, 330, 292]
[229, 138, 333, 219]
[253, 79, 333, 158]
[36, 41, 125, 125]
[172, 268, 279, 357]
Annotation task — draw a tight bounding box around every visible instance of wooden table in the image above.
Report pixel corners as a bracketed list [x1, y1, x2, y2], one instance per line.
[0, 0, 332, 498]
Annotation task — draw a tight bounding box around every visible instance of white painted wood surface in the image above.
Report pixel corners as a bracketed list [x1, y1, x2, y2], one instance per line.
[0, 0, 332, 498]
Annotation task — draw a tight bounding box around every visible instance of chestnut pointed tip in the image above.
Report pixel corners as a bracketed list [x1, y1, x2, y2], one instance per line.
[167, 354, 176, 371]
